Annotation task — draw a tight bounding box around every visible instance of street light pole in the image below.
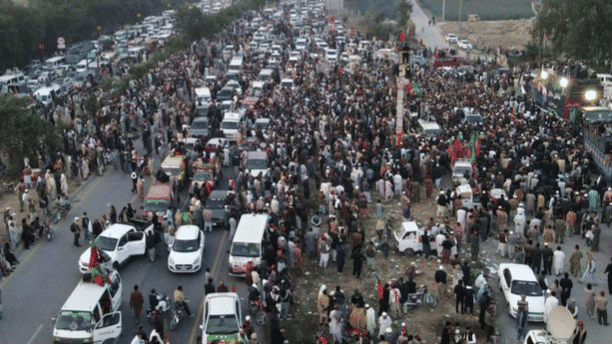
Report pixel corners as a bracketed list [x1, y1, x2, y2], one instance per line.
[459, 0, 463, 33]
[442, 0, 446, 22]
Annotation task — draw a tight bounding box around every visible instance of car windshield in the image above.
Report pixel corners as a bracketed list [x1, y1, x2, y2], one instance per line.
[206, 315, 239, 334]
[173, 238, 199, 252]
[163, 167, 180, 176]
[247, 159, 268, 170]
[95, 236, 118, 251]
[55, 311, 94, 331]
[230, 242, 260, 257]
[465, 115, 482, 123]
[206, 198, 225, 209]
[193, 171, 213, 182]
[454, 166, 472, 176]
[144, 199, 169, 212]
[192, 120, 208, 129]
[222, 122, 239, 130]
[511, 281, 543, 297]
[281, 81, 293, 88]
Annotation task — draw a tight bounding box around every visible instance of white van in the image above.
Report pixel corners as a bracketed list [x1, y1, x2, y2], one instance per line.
[195, 87, 212, 109]
[416, 119, 442, 137]
[257, 69, 273, 88]
[246, 151, 269, 177]
[0, 73, 26, 93]
[221, 112, 241, 141]
[251, 81, 265, 97]
[52, 271, 123, 344]
[228, 57, 243, 73]
[228, 213, 269, 276]
[44, 56, 67, 72]
[34, 84, 62, 107]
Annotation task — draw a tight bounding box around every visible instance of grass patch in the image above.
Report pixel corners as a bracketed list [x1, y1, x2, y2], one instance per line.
[417, 0, 534, 21]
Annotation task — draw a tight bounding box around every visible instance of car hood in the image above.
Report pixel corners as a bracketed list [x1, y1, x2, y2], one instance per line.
[80, 247, 115, 266]
[169, 249, 201, 264]
[204, 332, 242, 344]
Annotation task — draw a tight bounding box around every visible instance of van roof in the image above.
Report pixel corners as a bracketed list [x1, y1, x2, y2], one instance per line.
[259, 69, 273, 75]
[205, 292, 239, 315]
[145, 184, 172, 199]
[233, 213, 268, 243]
[161, 156, 184, 169]
[223, 112, 241, 121]
[247, 151, 267, 159]
[61, 271, 119, 312]
[195, 87, 211, 96]
[417, 119, 441, 131]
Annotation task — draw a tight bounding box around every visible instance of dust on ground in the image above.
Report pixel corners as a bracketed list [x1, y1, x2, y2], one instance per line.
[439, 19, 534, 50]
[283, 186, 491, 344]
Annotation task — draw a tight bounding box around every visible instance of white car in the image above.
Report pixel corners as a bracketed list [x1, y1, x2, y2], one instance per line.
[458, 39, 473, 50]
[325, 49, 338, 63]
[78, 222, 154, 273]
[498, 263, 546, 322]
[393, 221, 456, 256]
[168, 225, 205, 273]
[200, 293, 243, 343]
[445, 33, 458, 43]
[280, 78, 296, 90]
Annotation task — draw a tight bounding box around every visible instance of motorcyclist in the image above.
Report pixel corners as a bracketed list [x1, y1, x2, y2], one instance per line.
[173, 285, 192, 316]
[248, 283, 261, 304]
[149, 289, 159, 311]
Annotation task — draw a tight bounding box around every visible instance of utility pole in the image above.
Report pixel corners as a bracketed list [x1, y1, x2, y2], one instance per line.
[442, 0, 446, 21]
[459, 0, 463, 34]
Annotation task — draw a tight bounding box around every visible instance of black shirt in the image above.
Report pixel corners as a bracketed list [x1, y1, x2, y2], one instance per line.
[560, 277, 573, 295]
[435, 270, 447, 284]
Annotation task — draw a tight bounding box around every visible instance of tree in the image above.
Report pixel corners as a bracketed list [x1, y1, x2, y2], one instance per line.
[0, 94, 62, 176]
[396, 0, 412, 27]
[533, 0, 612, 71]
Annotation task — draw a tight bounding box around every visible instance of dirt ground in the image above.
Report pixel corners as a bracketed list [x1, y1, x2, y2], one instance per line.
[283, 185, 491, 344]
[438, 19, 534, 50]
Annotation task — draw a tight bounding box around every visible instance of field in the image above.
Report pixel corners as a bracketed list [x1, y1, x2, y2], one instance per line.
[417, 0, 535, 21]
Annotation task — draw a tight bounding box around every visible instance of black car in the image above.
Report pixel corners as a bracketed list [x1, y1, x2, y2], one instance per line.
[216, 86, 234, 102]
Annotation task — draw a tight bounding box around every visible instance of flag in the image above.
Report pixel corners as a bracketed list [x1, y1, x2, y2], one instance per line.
[338, 66, 344, 74]
[89, 247, 100, 269]
[329, 15, 335, 24]
[164, 318, 170, 344]
[399, 31, 405, 43]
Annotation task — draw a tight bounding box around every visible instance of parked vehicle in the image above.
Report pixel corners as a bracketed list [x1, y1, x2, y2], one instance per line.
[498, 263, 546, 322]
[200, 293, 244, 343]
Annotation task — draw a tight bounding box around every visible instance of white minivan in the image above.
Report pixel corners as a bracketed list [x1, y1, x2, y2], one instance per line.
[221, 112, 241, 141]
[52, 271, 123, 344]
[195, 87, 212, 109]
[228, 214, 269, 276]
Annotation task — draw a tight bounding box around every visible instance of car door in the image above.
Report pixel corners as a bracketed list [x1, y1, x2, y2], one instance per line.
[502, 268, 512, 299]
[116, 235, 129, 265]
[109, 273, 122, 311]
[126, 230, 146, 256]
[92, 311, 122, 344]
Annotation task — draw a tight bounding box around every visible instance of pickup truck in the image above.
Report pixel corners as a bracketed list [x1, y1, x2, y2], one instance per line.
[78, 220, 154, 273]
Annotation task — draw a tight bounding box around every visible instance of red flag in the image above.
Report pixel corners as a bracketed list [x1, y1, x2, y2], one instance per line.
[399, 31, 405, 43]
[377, 281, 384, 299]
[329, 15, 335, 24]
[396, 132, 403, 146]
[338, 67, 344, 74]
[89, 247, 100, 269]
[475, 139, 481, 157]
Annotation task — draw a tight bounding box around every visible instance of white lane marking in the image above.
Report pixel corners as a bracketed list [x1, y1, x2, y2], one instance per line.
[28, 323, 44, 344]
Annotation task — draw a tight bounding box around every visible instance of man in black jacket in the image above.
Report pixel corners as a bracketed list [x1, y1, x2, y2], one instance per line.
[559, 272, 573, 306]
[205, 278, 217, 296]
[454, 279, 466, 314]
[435, 266, 448, 297]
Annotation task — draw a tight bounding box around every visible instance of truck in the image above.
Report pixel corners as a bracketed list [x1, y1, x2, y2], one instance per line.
[578, 106, 612, 180]
[523, 306, 576, 344]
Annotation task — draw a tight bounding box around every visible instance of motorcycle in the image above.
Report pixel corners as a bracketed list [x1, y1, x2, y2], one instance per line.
[51, 197, 72, 224]
[169, 303, 187, 330]
[43, 221, 54, 241]
[147, 293, 172, 324]
[403, 285, 437, 313]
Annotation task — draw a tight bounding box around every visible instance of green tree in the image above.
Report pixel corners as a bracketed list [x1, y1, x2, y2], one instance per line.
[396, 0, 412, 27]
[0, 94, 62, 176]
[533, 0, 612, 70]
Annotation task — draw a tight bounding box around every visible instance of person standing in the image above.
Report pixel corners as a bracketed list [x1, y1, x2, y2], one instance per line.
[555, 213, 566, 244]
[318, 234, 331, 268]
[559, 272, 573, 307]
[109, 204, 117, 224]
[454, 279, 466, 314]
[532, 243, 542, 275]
[351, 248, 366, 279]
[580, 251, 596, 284]
[604, 258, 612, 295]
[454, 222, 464, 253]
[317, 285, 330, 326]
[515, 296, 529, 342]
[440, 321, 452, 344]
[389, 283, 402, 319]
[497, 229, 508, 258]
[470, 227, 480, 261]
[378, 312, 392, 340]
[329, 304, 343, 344]
[542, 244, 554, 275]
[570, 245, 583, 278]
[595, 290, 609, 326]
[70, 217, 81, 247]
[131, 171, 138, 193]
[435, 266, 448, 297]
[553, 246, 566, 276]
[585, 283, 596, 319]
[202, 206, 213, 232]
[130, 285, 144, 324]
[81, 212, 91, 243]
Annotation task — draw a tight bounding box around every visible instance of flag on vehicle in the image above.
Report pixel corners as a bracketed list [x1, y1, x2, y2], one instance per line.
[338, 66, 344, 74]
[399, 31, 405, 43]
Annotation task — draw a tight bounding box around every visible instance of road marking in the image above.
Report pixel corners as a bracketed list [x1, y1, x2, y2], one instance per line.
[27, 323, 44, 344]
[188, 230, 228, 344]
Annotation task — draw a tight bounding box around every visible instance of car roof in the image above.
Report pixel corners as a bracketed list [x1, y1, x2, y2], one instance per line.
[233, 213, 268, 243]
[145, 184, 172, 199]
[499, 263, 537, 281]
[205, 292, 239, 315]
[161, 155, 184, 168]
[175, 225, 201, 240]
[247, 151, 267, 159]
[209, 190, 228, 199]
[99, 223, 136, 239]
[401, 221, 419, 233]
[62, 271, 120, 311]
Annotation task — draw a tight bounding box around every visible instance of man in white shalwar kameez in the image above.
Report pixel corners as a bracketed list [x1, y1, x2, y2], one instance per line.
[365, 304, 376, 337]
[553, 246, 566, 276]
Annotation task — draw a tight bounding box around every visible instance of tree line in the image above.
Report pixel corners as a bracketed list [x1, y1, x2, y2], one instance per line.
[0, 0, 189, 71]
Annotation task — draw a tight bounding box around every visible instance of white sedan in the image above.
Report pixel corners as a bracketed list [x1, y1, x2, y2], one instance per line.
[168, 225, 205, 273]
[458, 39, 473, 50]
[445, 33, 458, 43]
[498, 263, 546, 322]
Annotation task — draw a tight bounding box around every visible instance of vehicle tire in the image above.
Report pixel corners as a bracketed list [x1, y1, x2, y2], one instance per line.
[404, 248, 415, 257]
[256, 311, 267, 326]
[170, 315, 178, 330]
[425, 293, 437, 307]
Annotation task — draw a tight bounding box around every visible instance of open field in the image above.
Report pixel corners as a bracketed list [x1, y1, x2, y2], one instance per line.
[418, 0, 534, 21]
[439, 19, 534, 49]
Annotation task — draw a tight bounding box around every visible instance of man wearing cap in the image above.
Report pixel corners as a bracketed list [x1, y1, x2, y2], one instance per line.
[515, 294, 529, 342]
[571, 320, 587, 344]
[365, 303, 376, 336]
[436, 191, 448, 219]
[496, 206, 508, 234]
[554, 213, 566, 244]
[570, 245, 583, 278]
[378, 312, 392, 339]
[596, 290, 609, 325]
